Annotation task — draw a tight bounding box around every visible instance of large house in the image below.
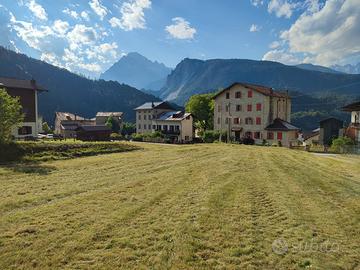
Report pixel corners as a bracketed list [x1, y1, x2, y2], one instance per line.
[54, 112, 94, 139]
[0, 77, 47, 139]
[95, 112, 123, 127]
[213, 82, 299, 147]
[342, 101, 360, 144]
[135, 101, 194, 143]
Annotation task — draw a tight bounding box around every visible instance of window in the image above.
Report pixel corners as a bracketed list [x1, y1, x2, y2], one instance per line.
[225, 118, 229, 124]
[245, 117, 253, 125]
[267, 132, 274, 140]
[254, 132, 261, 139]
[153, 125, 156, 129]
[149, 115, 152, 120]
[236, 105, 241, 112]
[234, 118, 240, 124]
[218, 105, 221, 112]
[247, 104, 252, 112]
[148, 124, 151, 130]
[138, 114, 141, 120]
[226, 92, 230, 99]
[175, 125, 180, 131]
[185, 136, 190, 141]
[138, 124, 141, 129]
[256, 103, 262, 111]
[18, 126, 32, 135]
[217, 117, 221, 124]
[157, 125, 161, 130]
[245, 131, 252, 138]
[226, 104, 229, 112]
[277, 132, 283, 140]
[170, 125, 174, 132]
[144, 124, 147, 129]
[248, 90, 253, 98]
[235, 91, 242, 98]
[144, 115, 147, 120]
[256, 117, 261, 125]
[163, 125, 168, 131]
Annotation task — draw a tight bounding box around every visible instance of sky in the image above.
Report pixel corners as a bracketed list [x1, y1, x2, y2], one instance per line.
[0, 0, 359, 78]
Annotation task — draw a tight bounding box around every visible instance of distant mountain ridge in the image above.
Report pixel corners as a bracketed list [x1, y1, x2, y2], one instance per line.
[331, 63, 360, 74]
[159, 58, 360, 105]
[295, 63, 342, 74]
[0, 46, 159, 124]
[100, 52, 172, 91]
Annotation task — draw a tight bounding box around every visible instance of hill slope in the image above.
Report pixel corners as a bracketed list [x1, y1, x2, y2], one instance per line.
[160, 58, 360, 105]
[100, 52, 171, 91]
[0, 47, 158, 123]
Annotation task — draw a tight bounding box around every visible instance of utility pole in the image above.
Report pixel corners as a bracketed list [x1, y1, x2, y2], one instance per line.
[227, 102, 231, 143]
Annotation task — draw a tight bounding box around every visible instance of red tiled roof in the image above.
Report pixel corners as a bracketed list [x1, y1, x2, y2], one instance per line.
[213, 82, 289, 99]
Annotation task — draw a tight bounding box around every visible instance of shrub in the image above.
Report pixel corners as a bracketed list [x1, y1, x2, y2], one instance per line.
[242, 137, 255, 145]
[331, 137, 355, 153]
[132, 133, 144, 142]
[110, 133, 123, 141]
[203, 130, 227, 143]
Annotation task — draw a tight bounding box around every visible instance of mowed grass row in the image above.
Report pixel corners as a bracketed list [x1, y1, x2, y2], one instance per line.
[0, 143, 359, 269]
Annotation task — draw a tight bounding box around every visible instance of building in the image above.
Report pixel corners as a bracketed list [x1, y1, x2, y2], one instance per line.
[318, 118, 344, 146]
[0, 77, 47, 139]
[75, 125, 111, 141]
[135, 101, 174, 134]
[54, 112, 94, 139]
[213, 82, 299, 147]
[95, 112, 123, 127]
[154, 111, 194, 143]
[342, 101, 360, 143]
[135, 102, 194, 143]
[303, 128, 320, 146]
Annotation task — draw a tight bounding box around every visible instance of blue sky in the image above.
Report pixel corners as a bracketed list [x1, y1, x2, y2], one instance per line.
[0, 0, 359, 78]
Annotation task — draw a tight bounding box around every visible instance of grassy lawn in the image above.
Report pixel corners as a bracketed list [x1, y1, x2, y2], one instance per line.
[0, 143, 359, 269]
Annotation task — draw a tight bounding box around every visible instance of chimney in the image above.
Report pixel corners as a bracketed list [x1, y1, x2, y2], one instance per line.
[151, 101, 155, 108]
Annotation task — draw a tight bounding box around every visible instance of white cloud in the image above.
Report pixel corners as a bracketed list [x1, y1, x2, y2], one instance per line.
[268, 0, 296, 18]
[81, 11, 90, 21]
[165, 17, 196, 40]
[113, 0, 151, 31]
[63, 8, 79, 19]
[281, 0, 360, 65]
[109, 17, 121, 28]
[250, 0, 264, 7]
[269, 40, 281, 49]
[26, 0, 47, 20]
[52, 20, 69, 36]
[89, 0, 107, 20]
[67, 24, 97, 47]
[262, 49, 300, 65]
[249, 24, 261, 32]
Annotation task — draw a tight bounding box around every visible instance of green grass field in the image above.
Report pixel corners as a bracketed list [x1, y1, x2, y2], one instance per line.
[0, 143, 359, 269]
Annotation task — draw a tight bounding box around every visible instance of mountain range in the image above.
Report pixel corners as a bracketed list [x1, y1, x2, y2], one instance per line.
[100, 52, 172, 91]
[0, 46, 158, 124]
[331, 63, 360, 75]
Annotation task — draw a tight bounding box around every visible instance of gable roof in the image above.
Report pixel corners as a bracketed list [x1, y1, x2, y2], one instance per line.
[342, 101, 360, 112]
[134, 101, 174, 110]
[213, 82, 289, 99]
[156, 111, 192, 121]
[55, 112, 87, 121]
[265, 118, 300, 131]
[0, 77, 47, 91]
[96, 112, 123, 117]
[319, 117, 344, 125]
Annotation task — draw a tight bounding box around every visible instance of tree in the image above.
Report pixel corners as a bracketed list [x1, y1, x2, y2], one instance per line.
[42, 121, 53, 134]
[106, 116, 121, 133]
[0, 89, 24, 144]
[122, 122, 136, 135]
[185, 94, 214, 131]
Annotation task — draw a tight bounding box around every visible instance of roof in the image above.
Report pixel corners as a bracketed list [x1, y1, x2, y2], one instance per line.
[213, 82, 289, 99]
[61, 124, 79, 131]
[96, 112, 123, 117]
[76, 125, 111, 132]
[342, 101, 360, 112]
[134, 101, 174, 110]
[319, 117, 344, 125]
[56, 112, 87, 121]
[0, 77, 47, 91]
[265, 118, 300, 131]
[156, 111, 192, 121]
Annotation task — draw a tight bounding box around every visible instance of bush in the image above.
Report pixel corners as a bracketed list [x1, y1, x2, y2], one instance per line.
[203, 130, 227, 143]
[132, 133, 144, 142]
[331, 137, 355, 153]
[242, 137, 255, 145]
[110, 133, 123, 141]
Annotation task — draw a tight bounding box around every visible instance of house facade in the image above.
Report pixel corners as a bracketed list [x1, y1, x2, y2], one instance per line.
[135, 102, 194, 142]
[213, 82, 299, 147]
[95, 112, 123, 128]
[0, 77, 46, 139]
[318, 118, 344, 146]
[54, 112, 95, 139]
[342, 101, 360, 144]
